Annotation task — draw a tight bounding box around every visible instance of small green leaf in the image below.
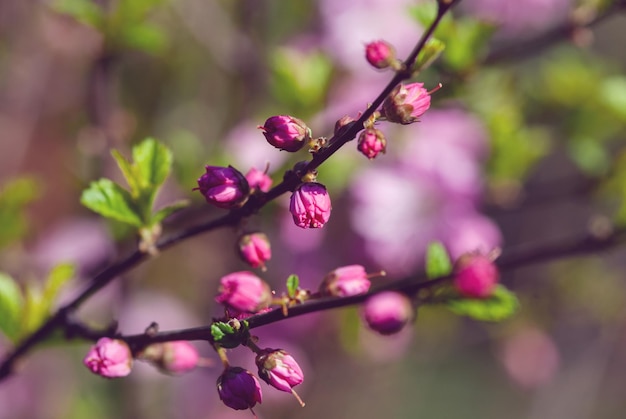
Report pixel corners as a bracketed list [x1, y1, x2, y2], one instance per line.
[53, 0, 104, 28]
[111, 150, 141, 197]
[21, 285, 45, 335]
[0, 177, 40, 248]
[0, 273, 24, 341]
[446, 285, 519, 322]
[81, 178, 143, 226]
[132, 138, 173, 190]
[210, 322, 227, 341]
[151, 200, 190, 224]
[425, 241, 453, 279]
[210, 321, 248, 349]
[286, 275, 299, 299]
[414, 38, 445, 72]
[42, 263, 75, 311]
[119, 23, 168, 55]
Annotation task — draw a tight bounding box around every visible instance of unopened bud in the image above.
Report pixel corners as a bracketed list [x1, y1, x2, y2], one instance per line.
[259, 115, 311, 152]
[454, 253, 499, 298]
[194, 165, 249, 209]
[237, 232, 272, 270]
[357, 128, 387, 159]
[362, 291, 413, 335]
[365, 40, 396, 69]
[216, 271, 273, 313]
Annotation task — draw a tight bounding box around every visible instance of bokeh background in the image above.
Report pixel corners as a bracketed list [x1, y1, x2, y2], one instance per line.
[1, 0, 626, 418]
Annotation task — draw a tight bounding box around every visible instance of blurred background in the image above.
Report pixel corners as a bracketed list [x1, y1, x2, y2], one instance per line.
[1, 0, 626, 418]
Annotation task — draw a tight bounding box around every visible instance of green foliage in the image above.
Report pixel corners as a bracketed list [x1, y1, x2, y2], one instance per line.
[446, 285, 519, 322]
[0, 177, 40, 248]
[286, 275, 299, 299]
[53, 0, 105, 28]
[425, 241, 453, 280]
[81, 138, 186, 234]
[0, 273, 24, 342]
[210, 320, 250, 349]
[415, 38, 446, 73]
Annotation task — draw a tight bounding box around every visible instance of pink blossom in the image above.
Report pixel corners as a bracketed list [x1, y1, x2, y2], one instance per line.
[237, 232, 272, 270]
[215, 271, 272, 313]
[256, 349, 304, 393]
[194, 166, 249, 209]
[245, 167, 273, 192]
[289, 182, 332, 229]
[357, 128, 387, 159]
[382, 82, 432, 124]
[139, 341, 199, 374]
[217, 367, 263, 411]
[454, 253, 499, 298]
[365, 40, 395, 69]
[362, 291, 413, 335]
[258, 115, 311, 152]
[83, 338, 132, 378]
[320, 264, 371, 297]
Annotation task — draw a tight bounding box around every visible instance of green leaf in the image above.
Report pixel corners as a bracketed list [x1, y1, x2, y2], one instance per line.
[0, 177, 40, 248]
[53, 0, 104, 28]
[414, 38, 445, 73]
[80, 178, 143, 226]
[151, 200, 190, 225]
[286, 275, 299, 299]
[132, 138, 173, 190]
[118, 23, 168, 55]
[111, 150, 141, 197]
[42, 263, 75, 312]
[446, 285, 519, 322]
[21, 284, 45, 336]
[0, 273, 24, 341]
[425, 241, 453, 279]
[210, 321, 248, 349]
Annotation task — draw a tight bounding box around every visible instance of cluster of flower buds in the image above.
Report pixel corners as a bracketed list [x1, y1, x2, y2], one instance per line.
[84, 338, 200, 378]
[453, 252, 500, 298]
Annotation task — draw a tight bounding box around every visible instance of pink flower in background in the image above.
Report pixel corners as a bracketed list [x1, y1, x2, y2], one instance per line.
[362, 291, 413, 335]
[83, 338, 132, 378]
[217, 367, 263, 411]
[225, 121, 290, 170]
[319, 264, 371, 297]
[237, 232, 272, 270]
[195, 165, 249, 208]
[454, 253, 499, 298]
[139, 341, 199, 375]
[256, 349, 304, 393]
[259, 115, 311, 152]
[216, 271, 272, 313]
[290, 182, 332, 228]
[245, 167, 273, 192]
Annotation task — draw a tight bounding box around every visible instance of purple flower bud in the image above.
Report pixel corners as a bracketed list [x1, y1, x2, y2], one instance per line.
[256, 349, 304, 393]
[289, 182, 332, 229]
[237, 232, 272, 270]
[194, 165, 249, 209]
[83, 338, 133, 378]
[382, 82, 432, 124]
[357, 128, 387, 159]
[362, 291, 414, 335]
[319, 264, 371, 297]
[454, 253, 499, 298]
[139, 341, 199, 375]
[217, 367, 263, 411]
[365, 40, 395, 69]
[245, 167, 273, 193]
[216, 271, 272, 313]
[259, 115, 311, 152]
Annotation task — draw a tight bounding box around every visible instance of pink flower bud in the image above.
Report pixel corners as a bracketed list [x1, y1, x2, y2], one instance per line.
[365, 40, 395, 69]
[216, 271, 273, 313]
[256, 349, 304, 393]
[454, 253, 499, 298]
[237, 232, 272, 270]
[194, 165, 249, 209]
[289, 182, 332, 229]
[259, 115, 311, 152]
[217, 367, 263, 411]
[139, 341, 199, 374]
[382, 82, 432, 124]
[362, 291, 413, 335]
[319, 264, 371, 297]
[83, 338, 133, 378]
[357, 128, 387, 159]
[245, 167, 273, 193]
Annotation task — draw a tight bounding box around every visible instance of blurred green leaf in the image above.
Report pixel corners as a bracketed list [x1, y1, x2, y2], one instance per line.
[568, 136, 610, 176]
[446, 285, 519, 322]
[42, 263, 75, 312]
[21, 285, 45, 336]
[415, 38, 445, 73]
[151, 200, 190, 224]
[81, 178, 143, 226]
[0, 273, 24, 342]
[53, 0, 104, 28]
[600, 77, 626, 121]
[118, 23, 168, 55]
[425, 241, 453, 279]
[0, 177, 40, 248]
[286, 275, 299, 299]
[114, 0, 165, 22]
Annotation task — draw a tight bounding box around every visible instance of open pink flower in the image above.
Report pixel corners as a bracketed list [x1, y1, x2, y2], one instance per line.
[382, 82, 432, 124]
[83, 338, 132, 378]
[289, 182, 332, 228]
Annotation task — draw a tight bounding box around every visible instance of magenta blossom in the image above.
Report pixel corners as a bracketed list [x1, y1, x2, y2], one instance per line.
[83, 338, 133, 378]
[216, 271, 272, 313]
[357, 128, 387, 159]
[245, 167, 273, 192]
[237, 232, 272, 270]
[256, 349, 304, 393]
[259, 115, 311, 152]
[382, 82, 432, 124]
[454, 253, 499, 298]
[289, 182, 332, 228]
[139, 341, 199, 375]
[362, 291, 413, 335]
[194, 165, 249, 209]
[217, 367, 263, 411]
[365, 40, 395, 69]
[320, 264, 371, 297]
